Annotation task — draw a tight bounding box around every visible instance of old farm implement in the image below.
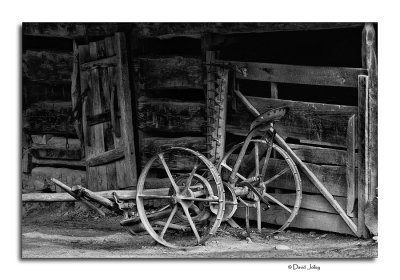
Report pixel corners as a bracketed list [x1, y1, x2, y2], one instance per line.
[31, 60, 363, 249]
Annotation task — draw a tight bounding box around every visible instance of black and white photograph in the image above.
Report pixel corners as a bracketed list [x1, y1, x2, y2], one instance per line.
[20, 22, 378, 258]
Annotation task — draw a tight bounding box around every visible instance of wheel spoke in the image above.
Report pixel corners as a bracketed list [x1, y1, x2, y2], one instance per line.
[221, 162, 247, 181]
[263, 167, 290, 186]
[183, 160, 200, 194]
[181, 204, 201, 243]
[160, 205, 178, 239]
[262, 192, 292, 213]
[260, 145, 273, 178]
[137, 194, 172, 199]
[158, 153, 180, 193]
[254, 142, 260, 177]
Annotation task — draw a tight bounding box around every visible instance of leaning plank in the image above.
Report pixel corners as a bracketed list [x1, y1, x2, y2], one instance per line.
[227, 97, 357, 147]
[216, 59, 367, 88]
[23, 50, 73, 84]
[86, 146, 125, 167]
[23, 101, 76, 136]
[357, 75, 369, 238]
[138, 56, 202, 89]
[234, 205, 357, 235]
[289, 144, 347, 166]
[137, 97, 206, 134]
[141, 137, 206, 170]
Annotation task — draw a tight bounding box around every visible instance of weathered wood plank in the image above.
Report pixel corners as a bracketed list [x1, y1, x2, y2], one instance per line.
[80, 56, 117, 71]
[234, 205, 357, 235]
[133, 22, 364, 38]
[31, 157, 85, 168]
[138, 56, 202, 89]
[227, 97, 357, 147]
[30, 146, 81, 160]
[362, 23, 378, 204]
[23, 101, 76, 136]
[346, 115, 357, 217]
[115, 33, 138, 187]
[23, 50, 73, 84]
[265, 193, 348, 215]
[86, 146, 125, 167]
[23, 82, 71, 105]
[288, 144, 347, 166]
[137, 96, 206, 134]
[357, 75, 369, 238]
[141, 137, 206, 170]
[216, 59, 367, 88]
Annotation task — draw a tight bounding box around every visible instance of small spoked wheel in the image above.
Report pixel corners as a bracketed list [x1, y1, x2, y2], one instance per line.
[219, 139, 302, 233]
[136, 147, 225, 249]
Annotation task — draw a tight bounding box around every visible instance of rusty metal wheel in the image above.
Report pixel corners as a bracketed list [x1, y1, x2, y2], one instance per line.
[219, 139, 302, 233]
[136, 147, 225, 249]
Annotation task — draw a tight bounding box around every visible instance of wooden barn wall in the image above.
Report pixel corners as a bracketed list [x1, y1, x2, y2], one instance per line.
[22, 23, 376, 236]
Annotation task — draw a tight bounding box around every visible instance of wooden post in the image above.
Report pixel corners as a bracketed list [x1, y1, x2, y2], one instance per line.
[357, 75, 369, 238]
[362, 23, 378, 202]
[346, 115, 356, 217]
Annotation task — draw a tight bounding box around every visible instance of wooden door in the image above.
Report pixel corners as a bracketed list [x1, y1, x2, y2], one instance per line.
[77, 32, 137, 191]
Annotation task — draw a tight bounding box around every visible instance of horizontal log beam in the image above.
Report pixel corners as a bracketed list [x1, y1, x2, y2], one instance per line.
[32, 157, 85, 168]
[137, 97, 206, 134]
[23, 82, 71, 106]
[216, 59, 367, 88]
[141, 137, 206, 169]
[86, 146, 125, 167]
[23, 50, 73, 84]
[132, 22, 365, 38]
[137, 56, 203, 89]
[30, 146, 81, 160]
[288, 144, 348, 166]
[227, 97, 356, 147]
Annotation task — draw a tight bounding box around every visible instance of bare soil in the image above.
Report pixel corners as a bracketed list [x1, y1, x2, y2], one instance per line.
[21, 202, 377, 259]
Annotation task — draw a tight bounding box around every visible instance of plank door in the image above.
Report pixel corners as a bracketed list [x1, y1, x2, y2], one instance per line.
[78, 32, 137, 191]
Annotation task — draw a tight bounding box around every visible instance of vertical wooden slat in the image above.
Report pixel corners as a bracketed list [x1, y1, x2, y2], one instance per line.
[115, 32, 138, 186]
[357, 75, 369, 237]
[346, 114, 356, 217]
[79, 45, 91, 148]
[362, 23, 378, 202]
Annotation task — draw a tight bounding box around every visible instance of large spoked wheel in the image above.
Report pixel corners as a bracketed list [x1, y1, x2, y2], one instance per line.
[219, 139, 302, 233]
[136, 147, 225, 249]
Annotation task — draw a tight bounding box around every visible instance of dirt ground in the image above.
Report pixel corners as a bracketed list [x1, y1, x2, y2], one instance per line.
[21, 202, 377, 259]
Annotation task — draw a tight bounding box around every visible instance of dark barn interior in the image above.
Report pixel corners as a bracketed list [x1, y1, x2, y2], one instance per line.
[22, 23, 377, 239]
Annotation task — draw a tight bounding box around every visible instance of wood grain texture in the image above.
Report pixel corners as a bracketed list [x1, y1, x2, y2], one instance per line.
[357, 75, 369, 238]
[137, 56, 202, 89]
[23, 101, 76, 136]
[288, 144, 347, 166]
[137, 96, 206, 134]
[23, 82, 71, 105]
[227, 97, 357, 147]
[215, 59, 367, 88]
[141, 137, 206, 170]
[23, 50, 73, 84]
[23, 23, 86, 38]
[234, 205, 357, 235]
[346, 115, 357, 217]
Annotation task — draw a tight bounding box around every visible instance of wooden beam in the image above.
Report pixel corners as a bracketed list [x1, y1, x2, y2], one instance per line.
[23, 101, 76, 136]
[141, 137, 206, 170]
[137, 96, 206, 134]
[23, 50, 73, 84]
[23, 82, 71, 105]
[227, 97, 357, 147]
[86, 146, 125, 167]
[362, 23, 378, 203]
[80, 56, 117, 71]
[357, 75, 369, 238]
[30, 146, 81, 161]
[216, 59, 367, 88]
[23, 23, 86, 39]
[289, 144, 347, 166]
[132, 22, 364, 38]
[346, 115, 357, 217]
[138, 56, 203, 89]
[32, 157, 85, 168]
